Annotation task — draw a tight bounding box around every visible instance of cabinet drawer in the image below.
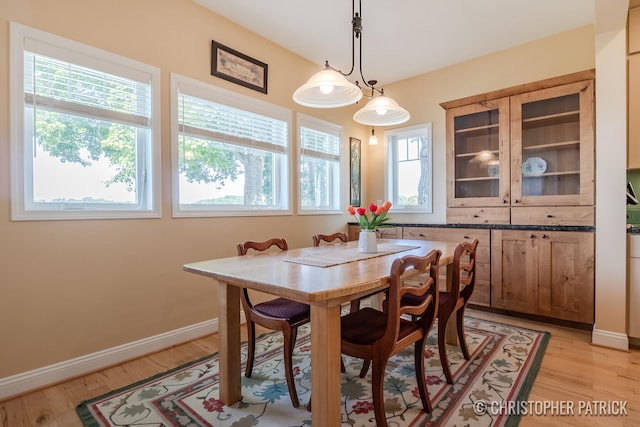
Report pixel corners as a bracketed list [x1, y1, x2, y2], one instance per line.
[377, 227, 402, 239]
[447, 207, 510, 224]
[511, 206, 594, 226]
[403, 227, 490, 251]
[348, 225, 402, 240]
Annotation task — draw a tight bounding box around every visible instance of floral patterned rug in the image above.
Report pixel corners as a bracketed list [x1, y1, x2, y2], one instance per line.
[77, 317, 549, 426]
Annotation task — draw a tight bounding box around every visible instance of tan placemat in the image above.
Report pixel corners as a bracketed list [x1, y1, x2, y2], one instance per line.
[283, 244, 420, 267]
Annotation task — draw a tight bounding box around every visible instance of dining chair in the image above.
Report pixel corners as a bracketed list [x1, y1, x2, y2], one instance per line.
[437, 238, 479, 383]
[236, 237, 310, 408]
[339, 249, 441, 427]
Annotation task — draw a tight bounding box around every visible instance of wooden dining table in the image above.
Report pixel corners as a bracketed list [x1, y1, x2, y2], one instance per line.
[183, 238, 459, 426]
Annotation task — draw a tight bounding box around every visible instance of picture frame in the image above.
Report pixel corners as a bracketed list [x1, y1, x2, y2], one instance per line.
[350, 137, 362, 207]
[211, 41, 268, 94]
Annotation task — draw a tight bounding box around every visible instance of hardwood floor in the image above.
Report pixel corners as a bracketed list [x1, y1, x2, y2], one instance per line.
[1, 309, 639, 426]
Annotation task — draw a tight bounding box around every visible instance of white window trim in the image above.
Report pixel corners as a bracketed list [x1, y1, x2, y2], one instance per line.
[9, 22, 162, 221]
[170, 73, 293, 218]
[296, 113, 343, 215]
[384, 123, 434, 214]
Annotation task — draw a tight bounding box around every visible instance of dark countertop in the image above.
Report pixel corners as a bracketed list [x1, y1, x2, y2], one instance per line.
[350, 222, 596, 232]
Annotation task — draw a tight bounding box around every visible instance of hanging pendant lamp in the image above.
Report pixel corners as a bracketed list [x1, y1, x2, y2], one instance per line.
[292, 0, 410, 126]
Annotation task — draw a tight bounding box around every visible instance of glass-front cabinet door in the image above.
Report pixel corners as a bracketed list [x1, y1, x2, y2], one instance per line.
[446, 97, 510, 207]
[510, 80, 594, 206]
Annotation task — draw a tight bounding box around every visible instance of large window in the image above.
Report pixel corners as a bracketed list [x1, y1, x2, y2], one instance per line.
[297, 114, 342, 213]
[386, 123, 433, 213]
[171, 74, 291, 217]
[9, 23, 161, 220]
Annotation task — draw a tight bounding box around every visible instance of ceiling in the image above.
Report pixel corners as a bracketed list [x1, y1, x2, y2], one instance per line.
[194, 0, 596, 86]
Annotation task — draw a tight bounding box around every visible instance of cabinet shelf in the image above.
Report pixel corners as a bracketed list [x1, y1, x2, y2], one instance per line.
[456, 176, 499, 182]
[454, 123, 499, 134]
[455, 149, 500, 159]
[522, 110, 579, 124]
[523, 170, 579, 178]
[523, 140, 579, 151]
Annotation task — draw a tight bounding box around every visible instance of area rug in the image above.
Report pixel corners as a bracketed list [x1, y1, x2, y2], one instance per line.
[77, 317, 549, 426]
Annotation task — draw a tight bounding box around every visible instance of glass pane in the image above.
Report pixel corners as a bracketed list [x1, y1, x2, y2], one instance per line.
[453, 109, 500, 199]
[178, 135, 277, 206]
[520, 93, 580, 197]
[32, 110, 138, 204]
[396, 136, 430, 207]
[300, 155, 338, 208]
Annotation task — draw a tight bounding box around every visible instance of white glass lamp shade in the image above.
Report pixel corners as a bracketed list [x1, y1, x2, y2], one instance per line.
[293, 69, 363, 108]
[353, 95, 410, 126]
[368, 128, 378, 145]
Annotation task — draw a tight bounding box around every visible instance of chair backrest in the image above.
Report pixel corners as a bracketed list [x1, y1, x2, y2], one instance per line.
[312, 232, 348, 247]
[382, 249, 441, 352]
[237, 237, 288, 256]
[451, 239, 479, 303]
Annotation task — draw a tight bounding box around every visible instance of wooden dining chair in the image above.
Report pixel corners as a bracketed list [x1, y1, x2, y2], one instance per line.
[236, 237, 310, 408]
[437, 238, 479, 383]
[339, 249, 441, 427]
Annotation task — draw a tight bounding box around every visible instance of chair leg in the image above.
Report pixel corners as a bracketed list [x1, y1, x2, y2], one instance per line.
[438, 315, 454, 384]
[457, 308, 470, 360]
[245, 320, 256, 378]
[371, 360, 389, 427]
[414, 337, 432, 413]
[359, 359, 371, 378]
[282, 326, 300, 408]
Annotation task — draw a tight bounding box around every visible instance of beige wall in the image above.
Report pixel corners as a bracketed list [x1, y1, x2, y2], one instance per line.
[0, 0, 606, 384]
[0, 0, 366, 378]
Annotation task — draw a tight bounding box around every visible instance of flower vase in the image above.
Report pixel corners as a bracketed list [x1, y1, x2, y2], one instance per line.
[358, 229, 378, 253]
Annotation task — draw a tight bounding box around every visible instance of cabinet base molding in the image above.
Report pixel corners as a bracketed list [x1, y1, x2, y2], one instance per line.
[468, 304, 593, 331]
[591, 328, 629, 351]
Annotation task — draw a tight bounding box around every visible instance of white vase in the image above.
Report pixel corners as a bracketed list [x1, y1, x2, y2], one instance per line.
[358, 229, 378, 253]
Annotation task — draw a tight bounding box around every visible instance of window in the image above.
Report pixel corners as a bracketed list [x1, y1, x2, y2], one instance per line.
[386, 123, 433, 213]
[171, 74, 291, 217]
[297, 114, 342, 213]
[9, 22, 161, 220]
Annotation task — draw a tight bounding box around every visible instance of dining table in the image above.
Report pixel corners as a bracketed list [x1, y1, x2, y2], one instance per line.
[183, 238, 459, 426]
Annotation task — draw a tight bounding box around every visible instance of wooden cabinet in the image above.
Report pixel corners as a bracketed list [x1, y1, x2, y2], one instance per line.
[403, 227, 491, 306]
[348, 225, 402, 241]
[630, 52, 640, 169]
[443, 72, 595, 226]
[491, 229, 594, 323]
[628, 235, 640, 338]
[445, 97, 511, 212]
[510, 80, 595, 208]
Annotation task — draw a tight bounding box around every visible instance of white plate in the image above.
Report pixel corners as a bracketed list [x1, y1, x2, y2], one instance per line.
[522, 157, 547, 175]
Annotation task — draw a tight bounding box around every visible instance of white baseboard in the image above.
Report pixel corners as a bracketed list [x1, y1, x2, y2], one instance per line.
[0, 316, 241, 401]
[591, 327, 629, 351]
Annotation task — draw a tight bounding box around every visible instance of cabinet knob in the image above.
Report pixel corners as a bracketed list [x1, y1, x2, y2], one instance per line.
[419, 233, 425, 237]
[546, 214, 553, 218]
[502, 199, 508, 204]
[514, 199, 520, 204]
[542, 234, 548, 239]
[464, 235, 470, 239]
[530, 233, 535, 238]
[473, 214, 479, 218]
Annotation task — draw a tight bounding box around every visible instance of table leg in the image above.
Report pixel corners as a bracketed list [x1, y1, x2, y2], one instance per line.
[310, 303, 342, 426]
[218, 282, 242, 404]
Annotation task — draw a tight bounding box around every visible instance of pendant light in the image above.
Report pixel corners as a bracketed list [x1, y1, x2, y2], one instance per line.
[293, 0, 410, 127]
[368, 127, 378, 145]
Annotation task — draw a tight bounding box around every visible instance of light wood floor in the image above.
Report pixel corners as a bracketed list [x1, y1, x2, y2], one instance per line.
[1, 309, 639, 426]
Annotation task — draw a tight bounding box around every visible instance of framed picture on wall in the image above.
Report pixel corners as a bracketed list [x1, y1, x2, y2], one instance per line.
[211, 41, 268, 94]
[350, 137, 361, 207]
